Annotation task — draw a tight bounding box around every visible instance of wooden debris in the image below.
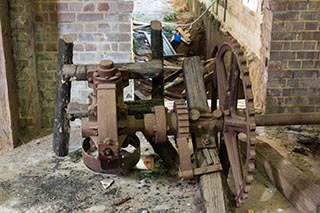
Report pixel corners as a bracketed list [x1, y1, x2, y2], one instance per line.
[176, 27, 191, 45]
[243, 140, 320, 213]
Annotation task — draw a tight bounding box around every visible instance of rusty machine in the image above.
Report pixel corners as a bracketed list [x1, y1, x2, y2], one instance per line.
[53, 21, 320, 207]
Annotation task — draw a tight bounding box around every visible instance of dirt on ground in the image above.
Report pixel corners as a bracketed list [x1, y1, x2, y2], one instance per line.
[257, 125, 320, 186]
[0, 126, 202, 213]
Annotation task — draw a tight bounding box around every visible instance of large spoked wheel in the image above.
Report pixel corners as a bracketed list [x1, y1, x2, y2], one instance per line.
[214, 39, 256, 206]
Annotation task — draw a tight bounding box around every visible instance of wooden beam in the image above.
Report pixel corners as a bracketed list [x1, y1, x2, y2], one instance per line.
[251, 140, 320, 212]
[183, 56, 227, 212]
[0, 0, 20, 149]
[53, 36, 73, 156]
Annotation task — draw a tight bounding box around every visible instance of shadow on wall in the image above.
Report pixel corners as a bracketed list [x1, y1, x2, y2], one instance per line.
[9, 0, 133, 142]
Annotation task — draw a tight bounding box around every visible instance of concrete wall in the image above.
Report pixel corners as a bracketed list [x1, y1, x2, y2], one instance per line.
[265, 0, 320, 113]
[9, 0, 133, 138]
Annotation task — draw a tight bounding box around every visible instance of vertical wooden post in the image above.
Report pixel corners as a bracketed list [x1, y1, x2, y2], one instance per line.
[53, 36, 73, 156]
[0, 0, 20, 149]
[151, 20, 164, 103]
[183, 57, 227, 212]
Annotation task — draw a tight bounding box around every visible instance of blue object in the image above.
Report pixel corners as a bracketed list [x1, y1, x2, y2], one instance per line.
[171, 33, 181, 48]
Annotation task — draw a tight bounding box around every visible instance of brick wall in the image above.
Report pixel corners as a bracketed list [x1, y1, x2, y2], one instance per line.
[57, 0, 133, 64]
[265, 0, 320, 113]
[10, 0, 42, 138]
[190, 0, 265, 110]
[9, 0, 133, 138]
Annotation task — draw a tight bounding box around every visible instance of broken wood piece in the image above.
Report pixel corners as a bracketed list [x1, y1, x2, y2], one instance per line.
[164, 65, 182, 71]
[247, 140, 320, 213]
[176, 27, 191, 45]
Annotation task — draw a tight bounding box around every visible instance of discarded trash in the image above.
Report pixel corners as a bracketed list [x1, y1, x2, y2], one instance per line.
[100, 179, 114, 189]
[170, 31, 181, 48]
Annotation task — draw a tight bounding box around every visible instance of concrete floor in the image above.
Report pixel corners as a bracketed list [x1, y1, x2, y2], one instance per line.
[0, 1, 316, 212]
[0, 124, 298, 213]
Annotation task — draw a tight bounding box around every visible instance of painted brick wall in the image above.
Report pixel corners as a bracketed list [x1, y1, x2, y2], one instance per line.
[190, 0, 265, 110]
[9, 0, 133, 137]
[265, 0, 320, 113]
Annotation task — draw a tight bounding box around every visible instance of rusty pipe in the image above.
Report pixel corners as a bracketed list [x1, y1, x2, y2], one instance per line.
[255, 113, 320, 126]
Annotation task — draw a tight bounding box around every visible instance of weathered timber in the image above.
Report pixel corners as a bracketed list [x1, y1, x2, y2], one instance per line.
[62, 60, 163, 81]
[249, 140, 320, 213]
[0, 0, 19, 149]
[53, 36, 73, 156]
[183, 56, 227, 212]
[151, 20, 164, 102]
[67, 102, 88, 119]
[256, 113, 320, 126]
[183, 56, 209, 112]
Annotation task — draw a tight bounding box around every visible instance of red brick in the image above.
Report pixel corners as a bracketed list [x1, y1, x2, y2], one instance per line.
[271, 2, 287, 11]
[98, 3, 109, 11]
[303, 41, 317, 50]
[119, 14, 131, 22]
[118, 2, 134, 12]
[119, 24, 131, 32]
[42, 3, 55, 12]
[98, 24, 110, 32]
[35, 13, 49, 22]
[97, 43, 111, 51]
[287, 2, 308, 10]
[85, 43, 97, 51]
[119, 43, 131, 52]
[49, 13, 57, 22]
[273, 12, 299, 21]
[309, 1, 320, 11]
[45, 43, 58, 52]
[305, 22, 318, 30]
[84, 3, 95, 12]
[69, 3, 82, 11]
[77, 13, 103, 22]
[57, 3, 68, 12]
[291, 42, 303, 50]
[57, 13, 75, 22]
[73, 44, 84, 51]
[111, 43, 118, 51]
[298, 32, 320, 40]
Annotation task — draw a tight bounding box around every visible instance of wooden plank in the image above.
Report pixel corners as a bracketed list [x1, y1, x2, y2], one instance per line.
[183, 56, 209, 112]
[151, 20, 164, 102]
[252, 140, 320, 213]
[199, 149, 227, 213]
[63, 60, 163, 81]
[176, 27, 191, 45]
[0, 0, 19, 149]
[183, 56, 227, 212]
[53, 36, 73, 156]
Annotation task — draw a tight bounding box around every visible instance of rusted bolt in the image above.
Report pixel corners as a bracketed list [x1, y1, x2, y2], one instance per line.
[201, 135, 210, 145]
[104, 148, 113, 156]
[213, 109, 223, 118]
[189, 109, 200, 122]
[224, 109, 231, 116]
[99, 59, 114, 70]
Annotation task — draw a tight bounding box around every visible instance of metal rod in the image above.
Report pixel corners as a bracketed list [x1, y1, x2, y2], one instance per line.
[255, 113, 320, 126]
